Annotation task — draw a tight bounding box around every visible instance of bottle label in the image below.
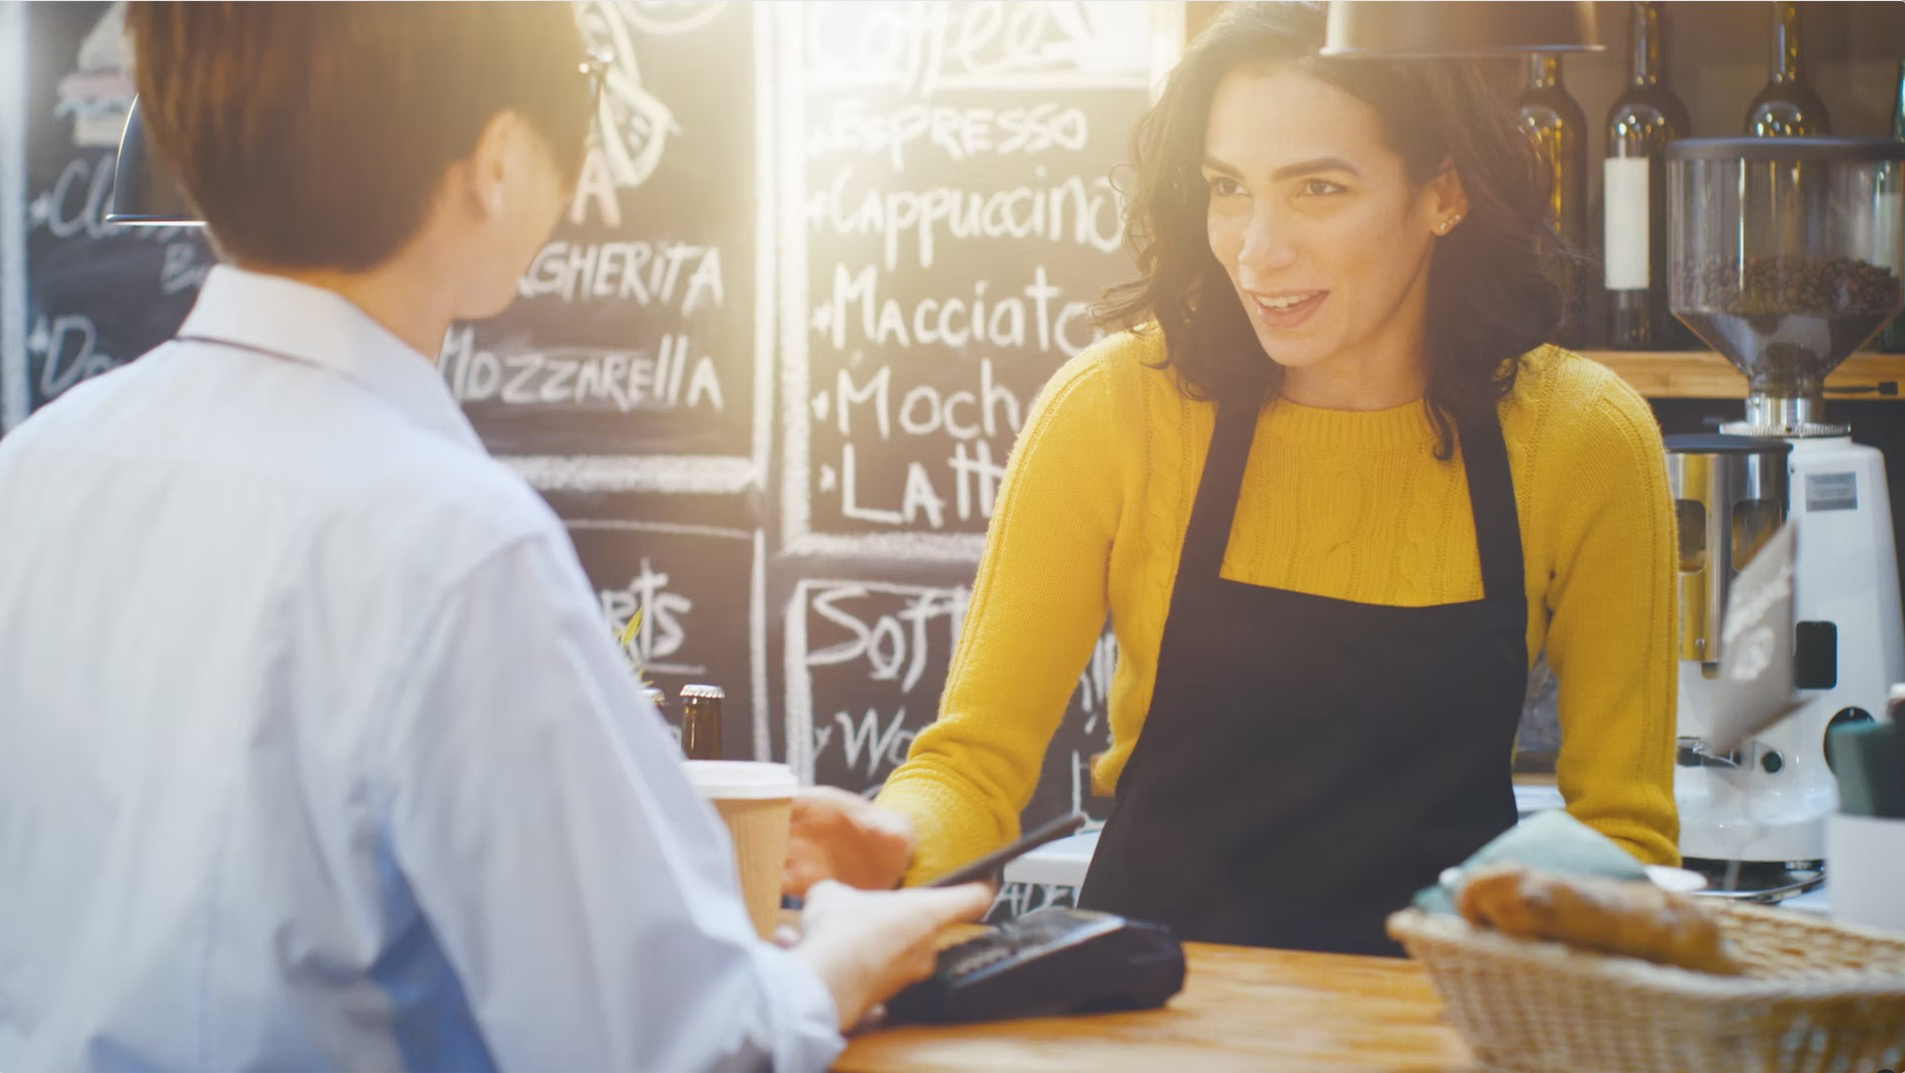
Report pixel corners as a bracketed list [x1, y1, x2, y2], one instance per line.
[1603, 156, 1650, 290]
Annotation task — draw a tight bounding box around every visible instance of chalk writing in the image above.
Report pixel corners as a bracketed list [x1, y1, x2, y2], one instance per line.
[27, 313, 118, 401]
[806, 168, 1122, 271]
[804, 1, 1150, 99]
[813, 264, 1096, 355]
[441, 329, 725, 414]
[598, 557, 703, 677]
[989, 881, 1079, 923]
[786, 1, 1146, 547]
[807, 99, 1091, 170]
[519, 241, 724, 311]
[30, 154, 194, 245]
[565, 520, 765, 758]
[576, 0, 683, 191]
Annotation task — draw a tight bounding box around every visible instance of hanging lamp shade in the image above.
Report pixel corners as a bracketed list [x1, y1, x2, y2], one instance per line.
[1321, 1, 1602, 58]
[105, 94, 203, 227]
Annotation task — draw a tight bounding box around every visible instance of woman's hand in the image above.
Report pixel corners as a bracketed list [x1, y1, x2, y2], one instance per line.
[790, 879, 994, 1031]
[783, 786, 917, 896]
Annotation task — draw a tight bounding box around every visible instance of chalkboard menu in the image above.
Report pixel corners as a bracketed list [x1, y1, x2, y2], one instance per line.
[767, 1, 1154, 827]
[784, 575, 1119, 824]
[6, 0, 213, 431]
[3, 0, 1165, 837]
[443, 0, 764, 481]
[781, 0, 1152, 558]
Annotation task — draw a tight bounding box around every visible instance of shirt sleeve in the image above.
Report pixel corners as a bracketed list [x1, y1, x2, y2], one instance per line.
[877, 349, 1124, 882]
[371, 529, 843, 1073]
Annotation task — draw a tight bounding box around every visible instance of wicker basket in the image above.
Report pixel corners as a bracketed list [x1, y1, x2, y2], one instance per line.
[1386, 902, 1905, 1072]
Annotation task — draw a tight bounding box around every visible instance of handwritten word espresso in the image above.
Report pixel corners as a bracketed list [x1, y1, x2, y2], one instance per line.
[808, 100, 1090, 170]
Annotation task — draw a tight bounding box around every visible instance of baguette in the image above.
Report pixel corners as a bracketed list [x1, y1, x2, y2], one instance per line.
[1455, 864, 1744, 975]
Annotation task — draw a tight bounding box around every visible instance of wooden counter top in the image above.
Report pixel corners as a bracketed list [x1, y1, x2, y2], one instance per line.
[836, 940, 1476, 1073]
[1587, 349, 1905, 400]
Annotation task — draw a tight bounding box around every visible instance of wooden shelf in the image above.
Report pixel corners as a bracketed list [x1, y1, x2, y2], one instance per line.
[1586, 350, 1905, 401]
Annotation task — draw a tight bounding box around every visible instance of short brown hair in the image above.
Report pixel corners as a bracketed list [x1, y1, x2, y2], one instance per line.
[126, 2, 589, 271]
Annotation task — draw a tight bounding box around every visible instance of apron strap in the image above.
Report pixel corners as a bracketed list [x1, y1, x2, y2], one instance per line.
[1455, 408, 1525, 605]
[1179, 398, 1259, 581]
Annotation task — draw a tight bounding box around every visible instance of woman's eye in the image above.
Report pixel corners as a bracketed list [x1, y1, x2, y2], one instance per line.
[1206, 176, 1244, 197]
[1301, 178, 1345, 197]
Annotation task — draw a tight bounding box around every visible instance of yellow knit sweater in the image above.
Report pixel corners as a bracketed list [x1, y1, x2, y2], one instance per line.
[876, 331, 1681, 883]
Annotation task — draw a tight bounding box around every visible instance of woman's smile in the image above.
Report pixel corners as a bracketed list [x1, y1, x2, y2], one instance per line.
[1246, 288, 1329, 330]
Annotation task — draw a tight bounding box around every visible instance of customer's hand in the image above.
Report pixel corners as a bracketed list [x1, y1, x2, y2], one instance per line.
[791, 879, 994, 1031]
[783, 786, 916, 895]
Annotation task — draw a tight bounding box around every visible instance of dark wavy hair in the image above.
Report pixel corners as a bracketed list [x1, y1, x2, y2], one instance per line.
[1099, 1, 1570, 458]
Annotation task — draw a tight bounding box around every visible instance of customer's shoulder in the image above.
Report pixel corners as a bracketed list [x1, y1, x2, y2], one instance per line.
[358, 431, 559, 554]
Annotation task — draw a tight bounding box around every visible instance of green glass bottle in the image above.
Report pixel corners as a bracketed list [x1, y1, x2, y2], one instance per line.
[1520, 53, 1589, 342]
[1745, 1, 1830, 137]
[1604, 2, 1691, 350]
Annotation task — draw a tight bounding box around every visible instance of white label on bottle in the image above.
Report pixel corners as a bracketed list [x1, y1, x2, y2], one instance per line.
[1604, 156, 1650, 290]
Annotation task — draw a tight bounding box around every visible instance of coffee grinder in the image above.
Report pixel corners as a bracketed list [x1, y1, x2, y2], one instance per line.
[1665, 138, 1905, 894]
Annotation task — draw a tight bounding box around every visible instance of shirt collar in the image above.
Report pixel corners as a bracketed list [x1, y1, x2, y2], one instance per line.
[176, 264, 485, 452]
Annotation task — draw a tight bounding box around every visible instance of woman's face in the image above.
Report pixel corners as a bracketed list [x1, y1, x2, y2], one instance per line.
[1203, 65, 1459, 380]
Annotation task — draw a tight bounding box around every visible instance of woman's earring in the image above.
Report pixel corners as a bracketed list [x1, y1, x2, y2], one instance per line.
[1438, 214, 1463, 235]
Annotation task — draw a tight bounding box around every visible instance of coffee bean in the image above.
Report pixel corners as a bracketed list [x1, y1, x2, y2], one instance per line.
[1681, 256, 1903, 317]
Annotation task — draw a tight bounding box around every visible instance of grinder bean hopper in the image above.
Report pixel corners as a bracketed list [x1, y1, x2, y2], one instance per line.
[1665, 138, 1905, 893]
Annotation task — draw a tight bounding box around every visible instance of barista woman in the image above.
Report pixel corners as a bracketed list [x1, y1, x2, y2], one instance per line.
[790, 0, 1681, 956]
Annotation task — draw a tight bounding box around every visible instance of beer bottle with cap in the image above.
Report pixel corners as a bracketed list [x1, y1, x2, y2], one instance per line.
[680, 684, 725, 760]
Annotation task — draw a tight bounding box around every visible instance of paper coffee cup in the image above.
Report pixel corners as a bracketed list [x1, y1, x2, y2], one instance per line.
[683, 760, 799, 939]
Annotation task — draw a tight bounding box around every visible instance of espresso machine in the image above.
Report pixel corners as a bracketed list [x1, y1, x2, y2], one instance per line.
[1665, 138, 1905, 894]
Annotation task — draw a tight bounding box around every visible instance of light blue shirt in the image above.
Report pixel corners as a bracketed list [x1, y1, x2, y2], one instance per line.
[0, 266, 843, 1072]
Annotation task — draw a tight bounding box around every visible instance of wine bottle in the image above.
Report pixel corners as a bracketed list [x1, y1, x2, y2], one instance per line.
[1605, 2, 1691, 350]
[1746, 1, 1830, 137]
[1519, 53, 1589, 341]
[1884, 61, 1905, 354]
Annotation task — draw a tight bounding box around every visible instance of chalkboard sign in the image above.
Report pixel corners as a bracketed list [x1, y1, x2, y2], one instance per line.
[442, 0, 768, 493]
[6, 0, 213, 431]
[568, 515, 767, 757]
[780, 0, 1153, 559]
[783, 575, 1117, 823]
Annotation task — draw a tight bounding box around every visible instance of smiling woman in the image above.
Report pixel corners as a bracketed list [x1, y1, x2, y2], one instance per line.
[797, 0, 1682, 960]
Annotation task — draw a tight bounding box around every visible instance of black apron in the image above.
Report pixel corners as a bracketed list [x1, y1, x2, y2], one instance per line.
[1077, 395, 1528, 956]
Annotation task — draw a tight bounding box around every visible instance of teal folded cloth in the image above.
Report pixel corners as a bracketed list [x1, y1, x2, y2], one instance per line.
[1412, 810, 1649, 915]
[1827, 720, 1905, 819]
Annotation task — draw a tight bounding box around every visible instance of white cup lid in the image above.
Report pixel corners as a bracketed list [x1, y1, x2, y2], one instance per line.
[682, 760, 800, 799]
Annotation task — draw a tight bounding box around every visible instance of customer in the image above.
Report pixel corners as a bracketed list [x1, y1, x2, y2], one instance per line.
[0, 4, 987, 1070]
